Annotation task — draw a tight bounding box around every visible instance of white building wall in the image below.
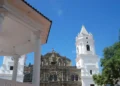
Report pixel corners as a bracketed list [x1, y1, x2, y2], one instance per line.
[82, 78, 95, 86]
[0, 55, 26, 82]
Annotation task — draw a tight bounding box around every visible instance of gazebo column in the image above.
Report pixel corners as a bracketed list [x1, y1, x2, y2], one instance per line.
[12, 55, 19, 81]
[32, 32, 41, 86]
[0, 14, 4, 30]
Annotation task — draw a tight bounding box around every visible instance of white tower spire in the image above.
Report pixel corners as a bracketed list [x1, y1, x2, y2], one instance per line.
[76, 25, 99, 86]
[80, 25, 89, 35]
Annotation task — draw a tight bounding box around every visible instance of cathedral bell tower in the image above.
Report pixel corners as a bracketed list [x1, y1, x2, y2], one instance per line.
[76, 25, 95, 55]
[76, 25, 99, 86]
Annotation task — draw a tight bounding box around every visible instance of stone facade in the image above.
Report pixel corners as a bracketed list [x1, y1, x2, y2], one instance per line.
[24, 50, 81, 86]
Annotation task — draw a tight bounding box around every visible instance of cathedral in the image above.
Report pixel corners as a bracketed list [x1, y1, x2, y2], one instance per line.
[24, 50, 81, 86]
[0, 25, 99, 86]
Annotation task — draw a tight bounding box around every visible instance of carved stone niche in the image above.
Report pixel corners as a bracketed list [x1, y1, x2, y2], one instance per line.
[51, 61, 57, 65]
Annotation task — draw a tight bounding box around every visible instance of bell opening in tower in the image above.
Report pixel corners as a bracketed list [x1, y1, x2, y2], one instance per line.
[10, 66, 14, 70]
[90, 70, 92, 75]
[86, 45, 90, 51]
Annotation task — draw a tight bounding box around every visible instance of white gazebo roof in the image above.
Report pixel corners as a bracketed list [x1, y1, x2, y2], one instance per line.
[0, 0, 52, 56]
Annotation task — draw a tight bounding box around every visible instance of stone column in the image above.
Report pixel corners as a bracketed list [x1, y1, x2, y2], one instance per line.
[12, 55, 19, 81]
[62, 71, 63, 81]
[66, 71, 68, 81]
[32, 32, 41, 86]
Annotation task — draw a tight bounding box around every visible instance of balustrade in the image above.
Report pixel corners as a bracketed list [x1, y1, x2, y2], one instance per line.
[0, 79, 34, 86]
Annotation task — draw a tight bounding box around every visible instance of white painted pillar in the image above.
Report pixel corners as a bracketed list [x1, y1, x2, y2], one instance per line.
[12, 55, 19, 81]
[32, 33, 41, 86]
[0, 14, 4, 31]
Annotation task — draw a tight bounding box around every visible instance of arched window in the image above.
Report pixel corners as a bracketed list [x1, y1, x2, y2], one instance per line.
[90, 70, 92, 75]
[86, 45, 90, 51]
[71, 75, 74, 81]
[75, 75, 78, 81]
[49, 75, 53, 81]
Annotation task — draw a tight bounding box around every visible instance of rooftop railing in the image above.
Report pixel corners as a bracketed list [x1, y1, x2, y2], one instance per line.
[0, 78, 34, 86]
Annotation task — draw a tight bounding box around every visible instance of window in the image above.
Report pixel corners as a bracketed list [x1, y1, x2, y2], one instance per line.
[86, 45, 90, 51]
[49, 75, 53, 81]
[71, 75, 74, 81]
[10, 66, 13, 70]
[90, 70, 92, 75]
[75, 75, 78, 81]
[54, 75, 57, 81]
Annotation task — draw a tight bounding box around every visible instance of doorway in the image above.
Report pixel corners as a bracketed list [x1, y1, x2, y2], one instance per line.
[90, 84, 94, 86]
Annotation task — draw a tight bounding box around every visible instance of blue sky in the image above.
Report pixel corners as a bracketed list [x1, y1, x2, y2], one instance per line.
[0, 0, 120, 67]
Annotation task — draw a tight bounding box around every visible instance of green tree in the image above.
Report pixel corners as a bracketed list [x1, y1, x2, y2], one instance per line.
[92, 74, 104, 86]
[93, 42, 120, 86]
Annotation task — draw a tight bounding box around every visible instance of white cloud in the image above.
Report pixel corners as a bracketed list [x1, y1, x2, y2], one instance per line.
[57, 9, 63, 16]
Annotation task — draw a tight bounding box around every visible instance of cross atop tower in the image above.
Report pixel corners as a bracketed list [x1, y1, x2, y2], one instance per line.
[52, 48, 55, 53]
